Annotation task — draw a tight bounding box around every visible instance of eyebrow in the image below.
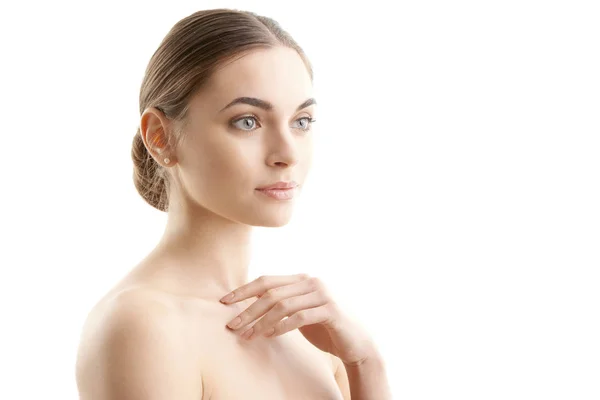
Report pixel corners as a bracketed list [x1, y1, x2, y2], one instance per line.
[219, 97, 316, 113]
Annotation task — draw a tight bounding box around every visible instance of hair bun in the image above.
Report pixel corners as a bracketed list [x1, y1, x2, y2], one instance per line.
[131, 129, 169, 212]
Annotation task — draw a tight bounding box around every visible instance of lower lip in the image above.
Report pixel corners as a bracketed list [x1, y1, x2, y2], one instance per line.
[256, 187, 297, 200]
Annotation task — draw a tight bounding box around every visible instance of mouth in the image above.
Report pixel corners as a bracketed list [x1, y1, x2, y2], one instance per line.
[255, 186, 298, 200]
[256, 181, 299, 190]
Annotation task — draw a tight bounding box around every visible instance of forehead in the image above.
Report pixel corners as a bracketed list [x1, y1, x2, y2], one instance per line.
[192, 46, 313, 113]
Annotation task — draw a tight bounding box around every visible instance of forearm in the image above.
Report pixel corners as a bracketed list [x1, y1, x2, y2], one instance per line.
[343, 351, 392, 400]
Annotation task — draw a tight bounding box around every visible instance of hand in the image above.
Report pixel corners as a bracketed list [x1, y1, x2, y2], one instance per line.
[220, 273, 377, 366]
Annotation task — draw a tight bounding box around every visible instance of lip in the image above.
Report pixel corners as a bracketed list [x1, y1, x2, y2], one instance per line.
[256, 181, 299, 190]
[256, 186, 297, 200]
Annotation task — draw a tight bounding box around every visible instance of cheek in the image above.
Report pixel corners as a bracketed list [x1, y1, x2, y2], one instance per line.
[305, 143, 313, 165]
[300, 139, 314, 172]
[186, 139, 257, 190]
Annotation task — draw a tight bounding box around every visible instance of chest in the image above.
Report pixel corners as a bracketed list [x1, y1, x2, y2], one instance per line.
[200, 331, 344, 400]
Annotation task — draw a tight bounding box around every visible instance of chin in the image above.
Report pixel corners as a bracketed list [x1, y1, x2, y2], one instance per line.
[250, 211, 294, 228]
[256, 218, 292, 228]
[242, 204, 295, 228]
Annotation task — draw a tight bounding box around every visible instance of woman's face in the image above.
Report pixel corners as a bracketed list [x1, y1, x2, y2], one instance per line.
[170, 46, 315, 227]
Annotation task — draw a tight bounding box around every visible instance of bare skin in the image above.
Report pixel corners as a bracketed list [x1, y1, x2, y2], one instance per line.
[76, 46, 351, 399]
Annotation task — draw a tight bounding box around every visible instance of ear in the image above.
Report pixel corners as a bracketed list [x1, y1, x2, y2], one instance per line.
[140, 107, 177, 167]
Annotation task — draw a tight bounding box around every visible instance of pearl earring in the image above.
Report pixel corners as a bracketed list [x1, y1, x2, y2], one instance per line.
[164, 158, 170, 164]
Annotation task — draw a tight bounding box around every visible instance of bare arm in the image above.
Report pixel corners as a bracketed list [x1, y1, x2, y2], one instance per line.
[76, 291, 203, 400]
[333, 348, 392, 400]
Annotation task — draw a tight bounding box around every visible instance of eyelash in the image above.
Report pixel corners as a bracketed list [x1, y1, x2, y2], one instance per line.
[230, 115, 316, 135]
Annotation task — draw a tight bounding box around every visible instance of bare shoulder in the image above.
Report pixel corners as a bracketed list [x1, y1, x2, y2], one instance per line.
[76, 287, 205, 400]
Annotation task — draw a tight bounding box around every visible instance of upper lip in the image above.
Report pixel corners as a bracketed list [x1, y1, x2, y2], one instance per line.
[256, 181, 299, 190]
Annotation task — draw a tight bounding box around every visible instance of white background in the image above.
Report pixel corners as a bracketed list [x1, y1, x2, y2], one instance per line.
[1, 1, 599, 399]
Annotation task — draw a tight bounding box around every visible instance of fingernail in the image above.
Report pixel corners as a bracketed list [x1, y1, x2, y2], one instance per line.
[220, 292, 234, 303]
[242, 328, 254, 340]
[264, 327, 275, 337]
[227, 316, 242, 329]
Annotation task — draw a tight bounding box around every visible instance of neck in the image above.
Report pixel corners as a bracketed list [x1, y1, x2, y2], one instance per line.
[138, 198, 253, 300]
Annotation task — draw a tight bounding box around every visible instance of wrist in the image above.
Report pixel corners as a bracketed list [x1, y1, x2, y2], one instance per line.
[342, 346, 384, 369]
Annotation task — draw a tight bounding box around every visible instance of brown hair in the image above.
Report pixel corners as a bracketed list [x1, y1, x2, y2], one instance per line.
[131, 8, 314, 212]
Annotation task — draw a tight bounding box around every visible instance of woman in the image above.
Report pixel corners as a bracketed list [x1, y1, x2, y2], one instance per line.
[75, 8, 391, 399]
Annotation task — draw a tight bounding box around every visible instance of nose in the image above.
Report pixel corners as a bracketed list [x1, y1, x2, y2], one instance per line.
[265, 128, 300, 168]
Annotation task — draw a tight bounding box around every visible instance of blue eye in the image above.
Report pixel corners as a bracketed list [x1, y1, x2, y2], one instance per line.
[292, 117, 316, 131]
[232, 116, 260, 131]
[230, 115, 316, 133]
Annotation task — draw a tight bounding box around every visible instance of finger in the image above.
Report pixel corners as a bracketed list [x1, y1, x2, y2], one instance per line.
[249, 290, 328, 338]
[220, 273, 310, 304]
[264, 304, 332, 338]
[226, 277, 317, 331]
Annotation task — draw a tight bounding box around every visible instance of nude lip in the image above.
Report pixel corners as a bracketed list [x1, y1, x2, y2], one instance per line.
[256, 181, 298, 190]
[256, 187, 297, 200]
